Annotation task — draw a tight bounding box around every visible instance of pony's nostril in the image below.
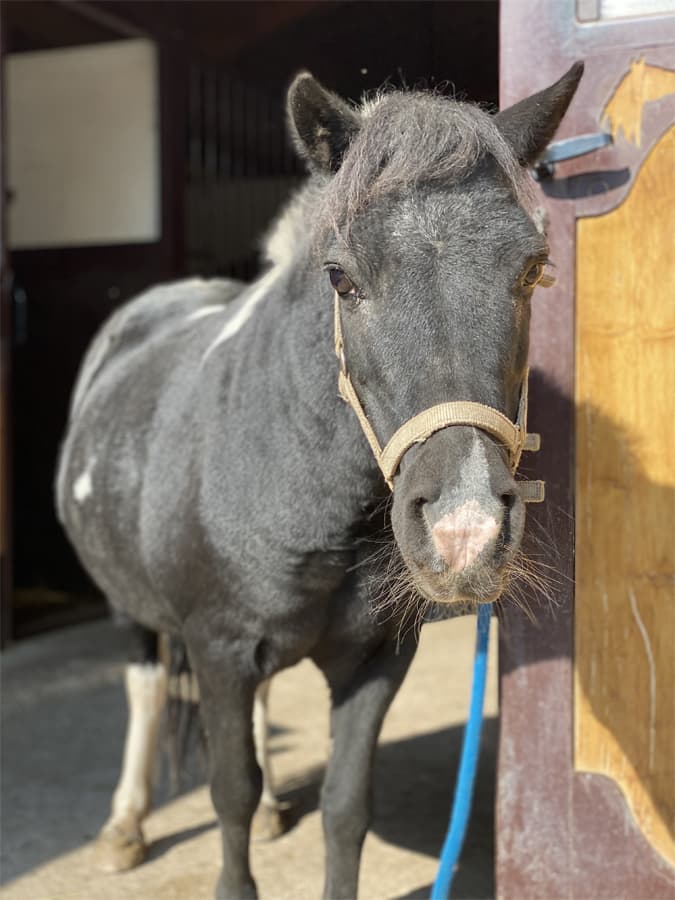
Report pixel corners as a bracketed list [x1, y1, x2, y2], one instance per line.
[411, 496, 427, 520]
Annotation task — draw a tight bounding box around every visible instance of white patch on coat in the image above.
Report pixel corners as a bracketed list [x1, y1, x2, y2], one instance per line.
[262, 202, 303, 266]
[459, 433, 491, 493]
[109, 663, 168, 823]
[203, 265, 283, 360]
[73, 457, 96, 503]
[261, 182, 321, 268]
[185, 304, 226, 323]
[432, 432, 493, 518]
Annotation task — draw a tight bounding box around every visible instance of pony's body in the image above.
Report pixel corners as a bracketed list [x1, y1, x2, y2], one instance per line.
[57, 255, 390, 674]
[56, 67, 583, 898]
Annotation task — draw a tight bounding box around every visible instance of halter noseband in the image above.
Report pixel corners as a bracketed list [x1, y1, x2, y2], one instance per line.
[333, 293, 545, 501]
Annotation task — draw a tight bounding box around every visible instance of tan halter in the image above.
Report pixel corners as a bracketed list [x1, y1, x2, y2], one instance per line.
[333, 294, 545, 501]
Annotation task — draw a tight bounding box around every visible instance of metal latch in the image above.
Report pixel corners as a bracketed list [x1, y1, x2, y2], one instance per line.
[532, 132, 613, 180]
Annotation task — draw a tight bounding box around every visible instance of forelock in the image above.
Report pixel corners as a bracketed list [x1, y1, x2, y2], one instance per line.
[264, 88, 534, 266]
[320, 91, 531, 237]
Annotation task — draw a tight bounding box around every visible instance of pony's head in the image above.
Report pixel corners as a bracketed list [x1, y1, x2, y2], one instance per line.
[287, 65, 582, 607]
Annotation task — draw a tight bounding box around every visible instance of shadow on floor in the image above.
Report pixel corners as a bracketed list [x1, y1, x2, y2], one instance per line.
[1, 620, 495, 900]
[274, 718, 496, 900]
[376, 719, 497, 900]
[146, 820, 218, 863]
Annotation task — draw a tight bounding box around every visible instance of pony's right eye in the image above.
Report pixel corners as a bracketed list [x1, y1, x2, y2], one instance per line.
[329, 268, 356, 297]
[521, 262, 544, 288]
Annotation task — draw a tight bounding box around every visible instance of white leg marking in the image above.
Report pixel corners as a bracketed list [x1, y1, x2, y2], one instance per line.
[203, 265, 283, 361]
[185, 304, 226, 323]
[73, 457, 96, 503]
[110, 662, 168, 823]
[253, 679, 278, 808]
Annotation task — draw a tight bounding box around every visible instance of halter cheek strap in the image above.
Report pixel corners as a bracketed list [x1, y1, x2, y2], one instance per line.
[334, 293, 545, 500]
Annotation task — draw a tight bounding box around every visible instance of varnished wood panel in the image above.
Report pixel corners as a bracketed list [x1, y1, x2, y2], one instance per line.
[575, 127, 675, 866]
[499, 2, 675, 895]
[602, 58, 675, 146]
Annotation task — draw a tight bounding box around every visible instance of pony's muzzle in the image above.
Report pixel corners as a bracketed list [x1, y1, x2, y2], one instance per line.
[427, 482, 523, 573]
[391, 426, 528, 602]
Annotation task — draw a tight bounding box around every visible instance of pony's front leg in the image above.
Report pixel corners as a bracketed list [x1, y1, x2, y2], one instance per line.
[317, 635, 417, 900]
[186, 629, 261, 900]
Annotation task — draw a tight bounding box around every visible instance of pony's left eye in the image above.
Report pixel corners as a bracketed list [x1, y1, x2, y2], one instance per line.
[521, 262, 544, 288]
[329, 268, 356, 297]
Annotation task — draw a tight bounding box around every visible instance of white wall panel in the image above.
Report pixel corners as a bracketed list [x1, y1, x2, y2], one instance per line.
[7, 39, 160, 249]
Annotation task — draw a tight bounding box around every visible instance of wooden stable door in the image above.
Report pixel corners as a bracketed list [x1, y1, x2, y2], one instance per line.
[499, 3, 675, 897]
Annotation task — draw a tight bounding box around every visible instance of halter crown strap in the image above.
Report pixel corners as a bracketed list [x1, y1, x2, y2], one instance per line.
[334, 294, 544, 500]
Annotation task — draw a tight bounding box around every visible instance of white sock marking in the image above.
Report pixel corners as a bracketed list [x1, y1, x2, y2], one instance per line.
[109, 662, 168, 825]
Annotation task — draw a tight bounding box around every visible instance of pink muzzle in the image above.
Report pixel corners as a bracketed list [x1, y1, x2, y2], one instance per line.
[431, 500, 500, 572]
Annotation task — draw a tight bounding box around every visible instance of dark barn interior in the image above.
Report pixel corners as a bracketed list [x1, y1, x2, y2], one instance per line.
[1, 0, 499, 641]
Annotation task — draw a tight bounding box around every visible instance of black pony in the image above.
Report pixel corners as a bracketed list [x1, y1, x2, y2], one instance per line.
[57, 64, 583, 898]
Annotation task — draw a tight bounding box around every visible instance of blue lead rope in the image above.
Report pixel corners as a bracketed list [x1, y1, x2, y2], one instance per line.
[431, 603, 492, 900]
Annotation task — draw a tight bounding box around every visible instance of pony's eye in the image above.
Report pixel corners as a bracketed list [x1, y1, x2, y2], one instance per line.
[521, 262, 544, 288]
[329, 268, 356, 297]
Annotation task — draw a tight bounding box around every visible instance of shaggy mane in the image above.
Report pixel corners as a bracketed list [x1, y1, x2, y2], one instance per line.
[264, 89, 530, 264]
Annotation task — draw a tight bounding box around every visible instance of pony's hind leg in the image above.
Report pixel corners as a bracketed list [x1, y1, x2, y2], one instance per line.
[251, 679, 287, 840]
[95, 622, 167, 873]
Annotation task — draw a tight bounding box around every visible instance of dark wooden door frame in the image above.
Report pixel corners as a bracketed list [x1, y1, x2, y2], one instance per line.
[497, 2, 675, 897]
[0, 4, 13, 647]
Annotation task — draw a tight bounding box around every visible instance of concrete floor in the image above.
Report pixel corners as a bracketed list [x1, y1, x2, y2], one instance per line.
[1, 615, 498, 900]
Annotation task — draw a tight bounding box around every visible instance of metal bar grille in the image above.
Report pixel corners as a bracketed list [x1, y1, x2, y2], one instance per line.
[186, 62, 303, 282]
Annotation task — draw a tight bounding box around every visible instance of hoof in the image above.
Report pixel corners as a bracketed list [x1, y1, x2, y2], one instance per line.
[251, 801, 289, 841]
[216, 874, 258, 899]
[94, 819, 147, 873]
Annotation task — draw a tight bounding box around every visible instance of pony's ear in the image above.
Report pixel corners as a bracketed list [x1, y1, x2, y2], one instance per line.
[494, 62, 584, 166]
[287, 72, 361, 173]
